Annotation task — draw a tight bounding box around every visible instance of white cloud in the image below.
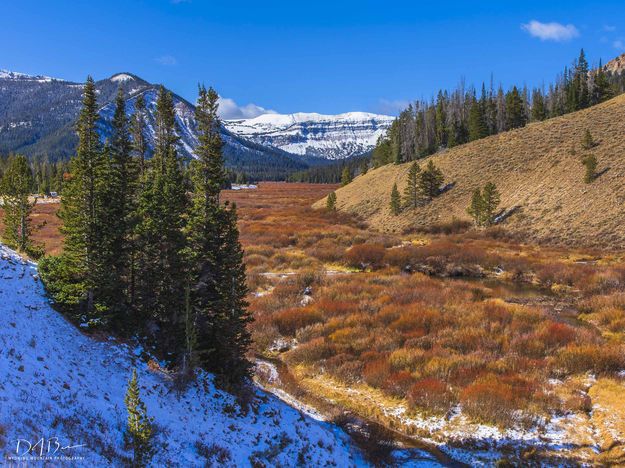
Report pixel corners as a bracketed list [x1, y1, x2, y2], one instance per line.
[155, 55, 178, 66]
[614, 40, 625, 51]
[375, 99, 410, 115]
[521, 20, 579, 42]
[218, 96, 276, 120]
[604, 25, 617, 32]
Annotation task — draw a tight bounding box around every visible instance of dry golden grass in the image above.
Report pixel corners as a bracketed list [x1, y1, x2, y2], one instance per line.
[314, 94, 625, 248]
[0, 201, 63, 255]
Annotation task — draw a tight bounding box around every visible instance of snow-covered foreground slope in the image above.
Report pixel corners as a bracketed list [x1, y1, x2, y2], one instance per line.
[225, 112, 394, 160]
[0, 245, 364, 466]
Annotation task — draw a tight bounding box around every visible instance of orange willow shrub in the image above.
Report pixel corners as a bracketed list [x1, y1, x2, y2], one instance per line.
[556, 344, 625, 374]
[408, 377, 454, 414]
[345, 244, 386, 269]
[363, 358, 392, 388]
[383, 371, 415, 397]
[272, 307, 323, 335]
[285, 337, 336, 365]
[460, 374, 520, 426]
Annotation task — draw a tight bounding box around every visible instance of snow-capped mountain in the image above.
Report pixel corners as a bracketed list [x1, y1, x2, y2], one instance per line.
[0, 70, 307, 179]
[0, 244, 364, 465]
[225, 112, 394, 160]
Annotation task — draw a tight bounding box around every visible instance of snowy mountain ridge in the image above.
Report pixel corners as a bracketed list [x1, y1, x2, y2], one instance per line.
[0, 243, 363, 466]
[225, 111, 395, 160]
[0, 69, 62, 83]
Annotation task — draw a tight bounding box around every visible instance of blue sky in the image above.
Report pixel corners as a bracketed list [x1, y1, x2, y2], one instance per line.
[2, 0, 624, 118]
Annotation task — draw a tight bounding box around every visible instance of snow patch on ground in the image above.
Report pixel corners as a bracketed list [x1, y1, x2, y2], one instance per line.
[0, 244, 364, 466]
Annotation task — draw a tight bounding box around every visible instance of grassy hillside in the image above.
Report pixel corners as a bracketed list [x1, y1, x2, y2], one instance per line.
[314, 94, 625, 248]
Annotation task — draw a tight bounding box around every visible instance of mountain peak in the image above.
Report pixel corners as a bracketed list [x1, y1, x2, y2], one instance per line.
[109, 72, 138, 83]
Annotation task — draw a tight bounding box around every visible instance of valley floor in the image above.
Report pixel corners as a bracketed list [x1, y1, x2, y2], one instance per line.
[4, 182, 625, 466]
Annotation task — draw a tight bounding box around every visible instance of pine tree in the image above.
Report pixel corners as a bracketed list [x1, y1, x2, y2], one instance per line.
[505, 86, 527, 130]
[49, 76, 109, 317]
[135, 87, 188, 359]
[468, 98, 488, 141]
[576, 49, 590, 109]
[132, 93, 148, 176]
[531, 89, 547, 121]
[481, 182, 500, 226]
[214, 202, 253, 386]
[125, 369, 155, 468]
[582, 154, 597, 183]
[326, 191, 337, 211]
[467, 188, 484, 226]
[403, 162, 421, 209]
[419, 161, 444, 199]
[592, 61, 614, 104]
[390, 183, 401, 215]
[102, 88, 139, 324]
[186, 86, 252, 387]
[0, 155, 35, 253]
[341, 166, 352, 186]
[581, 129, 596, 150]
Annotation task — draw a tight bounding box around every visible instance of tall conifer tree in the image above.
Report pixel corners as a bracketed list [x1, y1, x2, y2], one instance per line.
[135, 86, 188, 359]
[187, 85, 252, 387]
[0, 155, 35, 253]
[55, 76, 109, 316]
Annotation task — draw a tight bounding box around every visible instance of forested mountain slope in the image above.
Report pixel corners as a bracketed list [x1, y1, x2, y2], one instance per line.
[315, 93, 625, 248]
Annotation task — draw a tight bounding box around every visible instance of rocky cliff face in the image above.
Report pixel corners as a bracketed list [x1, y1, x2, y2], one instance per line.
[225, 112, 394, 160]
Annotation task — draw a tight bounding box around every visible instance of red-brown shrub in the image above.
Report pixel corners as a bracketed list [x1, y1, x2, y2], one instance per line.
[363, 358, 392, 388]
[556, 344, 625, 374]
[285, 337, 335, 365]
[383, 371, 415, 397]
[272, 307, 323, 336]
[460, 374, 518, 426]
[408, 377, 453, 413]
[345, 244, 386, 269]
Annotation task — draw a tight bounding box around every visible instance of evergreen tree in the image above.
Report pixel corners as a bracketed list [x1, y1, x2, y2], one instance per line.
[186, 86, 252, 387]
[341, 166, 352, 186]
[102, 88, 139, 324]
[582, 154, 597, 183]
[50, 76, 109, 316]
[468, 98, 488, 141]
[592, 61, 614, 104]
[132, 93, 148, 176]
[390, 183, 401, 215]
[326, 191, 337, 211]
[135, 86, 188, 359]
[481, 182, 500, 226]
[467, 183, 500, 227]
[581, 129, 596, 150]
[0, 155, 35, 253]
[531, 89, 547, 121]
[467, 188, 485, 226]
[576, 49, 590, 109]
[214, 202, 253, 386]
[125, 369, 155, 468]
[505, 86, 527, 130]
[403, 162, 421, 209]
[419, 161, 444, 199]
